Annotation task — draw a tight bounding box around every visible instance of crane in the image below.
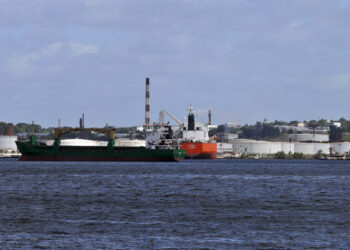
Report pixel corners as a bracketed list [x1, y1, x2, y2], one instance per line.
[160, 110, 184, 126]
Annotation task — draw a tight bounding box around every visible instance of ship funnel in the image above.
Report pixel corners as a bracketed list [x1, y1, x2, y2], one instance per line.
[145, 78, 150, 126]
[188, 106, 195, 131]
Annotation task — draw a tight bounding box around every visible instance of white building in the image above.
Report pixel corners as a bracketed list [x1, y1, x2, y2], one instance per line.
[333, 122, 341, 128]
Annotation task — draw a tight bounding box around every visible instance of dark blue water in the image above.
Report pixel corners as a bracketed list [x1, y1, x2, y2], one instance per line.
[0, 159, 350, 249]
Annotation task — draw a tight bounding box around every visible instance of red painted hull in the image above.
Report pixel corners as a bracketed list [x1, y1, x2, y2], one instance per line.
[181, 142, 217, 159]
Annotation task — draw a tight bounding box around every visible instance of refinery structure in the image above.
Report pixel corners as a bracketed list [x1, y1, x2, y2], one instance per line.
[215, 120, 350, 159]
[3, 77, 350, 160]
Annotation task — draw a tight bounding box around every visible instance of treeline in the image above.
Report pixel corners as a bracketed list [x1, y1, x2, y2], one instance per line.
[238, 118, 350, 142]
[274, 151, 306, 159]
[239, 122, 281, 140]
[0, 122, 139, 139]
[0, 122, 50, 135]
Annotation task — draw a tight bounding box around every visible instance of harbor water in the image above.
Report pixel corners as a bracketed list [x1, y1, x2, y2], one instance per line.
[0, 159, 349, 248]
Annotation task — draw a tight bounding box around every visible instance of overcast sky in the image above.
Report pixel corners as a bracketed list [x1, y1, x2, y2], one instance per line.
[0, 0, 349, 127]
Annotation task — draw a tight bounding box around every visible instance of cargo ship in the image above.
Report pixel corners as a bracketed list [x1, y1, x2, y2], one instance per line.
[179, 107, 217, 159]
[16, 127, 186, 162]
[157, 106, 217, 159]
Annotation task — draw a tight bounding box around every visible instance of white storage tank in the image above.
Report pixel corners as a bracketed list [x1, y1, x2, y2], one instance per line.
[312, 143, 331, 155]
[284, 134, 329, 142]
[217, 143, 234, 154]
[233, 139, 281, 154]
[294, 142, 330, 155]
[281, 142, 294, 154]
[330, 142, 350, 154]
[0, 135, 18, 152]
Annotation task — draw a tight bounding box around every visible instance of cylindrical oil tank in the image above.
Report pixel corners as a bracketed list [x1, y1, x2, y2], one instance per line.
[281, 142, 294, 154]
[217, 143, 234, 154]
[284, 134, 329, 142]
[233, 139, 281, 154]
[294, 142, 330, 155]
[330, 142, 350, 154]
[5, 123, 15, 136]
[0, 135, 18, 152]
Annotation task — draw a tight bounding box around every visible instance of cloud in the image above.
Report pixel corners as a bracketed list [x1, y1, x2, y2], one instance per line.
[0, 0, 350, 126]
[5, 42, 99, 78]
[6, 43, 62, 75]
[69, 42, 99, 56]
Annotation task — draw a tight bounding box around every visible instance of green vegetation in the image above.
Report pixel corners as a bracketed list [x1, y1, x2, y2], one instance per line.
[0, 121, 138, 140]
[0, 122, 6, 135]
[0, 122, 49, 135]
[240, 122, 281, 140]
[236, 117, 350, 142]
[274, 151, 286, 159]
[342, 133, 350, 141]
[315, 150, 326, 160]
[329, 125, 343, 142]
[293, 152, 305, 159]
[273, 151, 306, 160]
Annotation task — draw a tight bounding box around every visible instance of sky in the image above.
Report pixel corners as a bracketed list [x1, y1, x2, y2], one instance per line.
[0, 0, 350, 127]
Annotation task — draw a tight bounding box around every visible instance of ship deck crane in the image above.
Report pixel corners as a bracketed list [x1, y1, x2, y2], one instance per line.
[161, 110, 184, 126]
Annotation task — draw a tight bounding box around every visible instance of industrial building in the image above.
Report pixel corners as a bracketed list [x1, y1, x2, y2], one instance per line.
[216, 123, 238, 143]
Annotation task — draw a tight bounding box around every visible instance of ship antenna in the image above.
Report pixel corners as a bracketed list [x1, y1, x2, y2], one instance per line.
[31, 120, 34, 135]
[188, 105, 193, 113]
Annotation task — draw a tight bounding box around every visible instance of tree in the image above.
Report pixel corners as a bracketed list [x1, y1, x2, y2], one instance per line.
[0, 122, 7, 135]
[315, 150, 326, 160]
[329, 125, 343, 142]
[293, 152, 305, 159]
[274, 151, 286, 159]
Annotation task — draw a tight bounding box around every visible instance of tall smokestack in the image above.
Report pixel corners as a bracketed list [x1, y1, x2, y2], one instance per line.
[82, 113, 85, 128]
[208, 109, 212, 125]
[145, 78, 150, 126]
[79, 113, 85, 139]
[5, 123, 14, 136]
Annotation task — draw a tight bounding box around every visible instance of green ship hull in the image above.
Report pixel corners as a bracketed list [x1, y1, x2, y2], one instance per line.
[16, 140, 186, 162]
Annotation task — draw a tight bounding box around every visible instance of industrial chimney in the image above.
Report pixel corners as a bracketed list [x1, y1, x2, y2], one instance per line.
[145, 78, 150, 126]
[5, 123, 14, 136]
[79, 113, 85, 139]
[208, 109, 212, 125]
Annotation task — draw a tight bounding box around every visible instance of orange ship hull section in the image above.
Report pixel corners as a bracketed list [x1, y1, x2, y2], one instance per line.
[181, 142, 217, 159]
